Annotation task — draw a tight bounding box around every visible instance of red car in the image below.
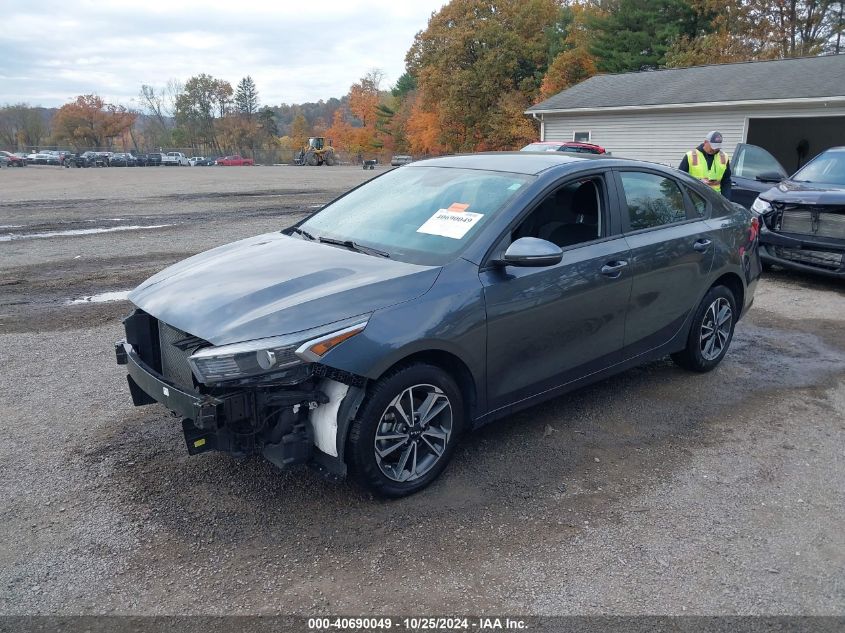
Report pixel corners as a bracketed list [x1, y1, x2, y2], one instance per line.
[215, 155, 254, 166]
[0, 150, 27, 166]
[520, 141, 607, 155]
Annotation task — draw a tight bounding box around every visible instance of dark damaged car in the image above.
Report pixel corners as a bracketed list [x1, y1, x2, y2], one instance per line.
[116, 153, 761, 497]
[748, 147, 845, 278]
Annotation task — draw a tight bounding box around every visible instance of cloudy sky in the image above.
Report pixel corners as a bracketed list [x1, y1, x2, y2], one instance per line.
[0, 0, 447, 108]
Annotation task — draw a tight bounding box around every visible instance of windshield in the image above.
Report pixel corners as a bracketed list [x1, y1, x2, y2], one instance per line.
[792, 149, 845, 186]
[521, 143, 562, 152]
[297, 166, 533, 265]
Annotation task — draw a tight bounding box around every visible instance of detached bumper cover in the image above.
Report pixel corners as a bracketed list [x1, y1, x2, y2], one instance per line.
[115, 340, 222, 423]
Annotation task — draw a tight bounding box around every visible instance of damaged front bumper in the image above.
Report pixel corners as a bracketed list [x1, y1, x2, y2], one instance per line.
[758, 203, 845, 278]
[115, 339, 330, 471]
[759, 228, 845, 278]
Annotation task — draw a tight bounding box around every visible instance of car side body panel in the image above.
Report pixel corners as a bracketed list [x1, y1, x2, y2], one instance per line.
[317, 257, 489, 416]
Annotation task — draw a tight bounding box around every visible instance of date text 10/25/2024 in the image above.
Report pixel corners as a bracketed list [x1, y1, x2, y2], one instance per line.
[307, 617, 528, 630]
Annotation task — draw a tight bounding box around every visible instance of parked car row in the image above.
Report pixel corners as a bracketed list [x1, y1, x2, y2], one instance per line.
[0, 150, 260, 168]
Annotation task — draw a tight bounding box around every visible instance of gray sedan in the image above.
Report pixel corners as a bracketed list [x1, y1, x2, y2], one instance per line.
[116, 153, 762, 497]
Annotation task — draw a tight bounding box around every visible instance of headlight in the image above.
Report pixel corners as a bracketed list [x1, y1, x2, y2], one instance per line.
[751, 197, 772, 214]
[189, 317, 368, 383]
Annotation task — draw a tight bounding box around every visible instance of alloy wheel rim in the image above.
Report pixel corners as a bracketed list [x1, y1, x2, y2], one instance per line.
[700, 297, 732, 361]
[374, 384, 453, 483]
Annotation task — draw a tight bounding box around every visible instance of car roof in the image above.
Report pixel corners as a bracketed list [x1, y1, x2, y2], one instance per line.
[407, 151, 631, 175]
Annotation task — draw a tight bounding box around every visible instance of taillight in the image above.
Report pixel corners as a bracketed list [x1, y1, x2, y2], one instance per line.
[749, 216, 759, 242]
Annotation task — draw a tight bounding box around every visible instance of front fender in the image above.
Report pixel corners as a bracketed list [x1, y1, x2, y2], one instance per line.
[317, 257, 488, 415]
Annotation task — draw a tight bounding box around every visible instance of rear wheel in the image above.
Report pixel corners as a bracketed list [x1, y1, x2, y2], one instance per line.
[671, 285, 736, 372]
[347, 363, 463, 497]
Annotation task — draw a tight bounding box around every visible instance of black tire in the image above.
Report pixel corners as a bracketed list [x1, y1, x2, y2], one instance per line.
[347, 363, 464, 497]
[671, 285, 737, 372]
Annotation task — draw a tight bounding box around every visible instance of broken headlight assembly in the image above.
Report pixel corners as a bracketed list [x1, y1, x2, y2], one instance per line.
[188, 317, 369, 384]
[751, 197, 773, 215]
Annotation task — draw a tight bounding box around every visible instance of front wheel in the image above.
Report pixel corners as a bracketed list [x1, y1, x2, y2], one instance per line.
[347, 364, 464, 497]
[671, 285, 737, 372]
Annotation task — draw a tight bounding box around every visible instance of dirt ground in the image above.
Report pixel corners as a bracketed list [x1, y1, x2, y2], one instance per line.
[0, 165, 843, 616]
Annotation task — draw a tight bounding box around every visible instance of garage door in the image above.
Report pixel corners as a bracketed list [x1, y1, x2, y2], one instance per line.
[746, 116, 845, 175]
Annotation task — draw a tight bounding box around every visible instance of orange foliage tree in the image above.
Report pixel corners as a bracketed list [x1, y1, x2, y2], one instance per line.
[51, 95, 136, 149]
[540, 4, 600, 99]
[404, 0, 559, 152]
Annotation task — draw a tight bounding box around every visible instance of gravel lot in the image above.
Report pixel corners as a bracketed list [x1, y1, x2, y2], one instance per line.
[1, 165, 843, 616]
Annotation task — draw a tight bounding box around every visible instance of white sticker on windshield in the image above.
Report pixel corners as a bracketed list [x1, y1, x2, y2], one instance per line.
[417, 208, 484, 240]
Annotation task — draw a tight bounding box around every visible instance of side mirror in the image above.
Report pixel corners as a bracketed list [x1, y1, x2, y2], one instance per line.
[500, 237, 563, 268]
[755, 171, 784, 183]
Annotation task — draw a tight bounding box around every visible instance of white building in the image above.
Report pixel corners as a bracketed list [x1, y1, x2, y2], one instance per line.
[526, 55, 845, 173]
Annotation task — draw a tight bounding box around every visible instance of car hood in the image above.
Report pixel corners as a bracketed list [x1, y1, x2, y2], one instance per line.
[129, 232, 440, 345]
[761, 180, 845, 205]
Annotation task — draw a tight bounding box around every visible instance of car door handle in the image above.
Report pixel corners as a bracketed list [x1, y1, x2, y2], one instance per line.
[731, 180, 737, 186]
[693, 239, 712, 252]
[600, 260, 628, 277]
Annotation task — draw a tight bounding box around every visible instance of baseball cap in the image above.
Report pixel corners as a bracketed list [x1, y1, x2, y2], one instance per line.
[705, 131, 723, 149]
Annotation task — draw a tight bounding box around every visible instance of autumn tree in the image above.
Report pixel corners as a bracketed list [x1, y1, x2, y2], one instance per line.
[405, 0, 557, 152]
[665, 0, 843, 66]
[348, 70, 383, 128]
[289, 112, 311, 149]
[540, 4, 600, 99]
[0, 104, 47, 149]
[234, 76, 259, 118]
[139, 79, 181, 147]
[51, 95, 136, 149]
[174, 74, 233, 150]
[216, 115, 260, 154]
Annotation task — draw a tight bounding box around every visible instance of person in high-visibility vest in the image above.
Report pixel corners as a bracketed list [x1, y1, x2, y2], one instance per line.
[678, 131, 732, 200]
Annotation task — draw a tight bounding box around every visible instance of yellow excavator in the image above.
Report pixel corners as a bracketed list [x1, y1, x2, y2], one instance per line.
[296, 137, 336, 166]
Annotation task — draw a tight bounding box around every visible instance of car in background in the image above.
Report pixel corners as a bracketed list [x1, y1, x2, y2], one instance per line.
[216, 154, 254, 166]
[146, 153, 164, 166]
[131, 153, 148, 167]
[189, 156, 206, 166]
[70, 151, 99, 167]
[0, 155, 9, 168]
[109, 153, 137, 167]
[746, 146, 845, 278]
[0, 150, 26, 167]
[390, 155, 413, 166]
[192, 157, 218, 166]
[162, 151, 190, 167]
[115, 152, 760, 497]
[26, 151, 52, 165]
[521, 141, 607, 155]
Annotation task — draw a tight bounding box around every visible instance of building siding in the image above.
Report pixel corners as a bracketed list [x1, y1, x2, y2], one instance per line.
[541, 102, 845, 167]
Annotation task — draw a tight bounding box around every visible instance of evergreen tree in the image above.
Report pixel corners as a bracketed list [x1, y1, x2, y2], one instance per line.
[589, 0, 701, 72]
[234, 76, 259, 118]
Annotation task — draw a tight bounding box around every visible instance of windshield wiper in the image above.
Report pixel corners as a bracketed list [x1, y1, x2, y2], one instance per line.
[317, 236, 391, 258]
[289, 226, 317, 241]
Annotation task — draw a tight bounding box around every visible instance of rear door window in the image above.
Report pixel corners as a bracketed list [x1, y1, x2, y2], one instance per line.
[618, 171, 687, 231]
[687, 188, 708, 218]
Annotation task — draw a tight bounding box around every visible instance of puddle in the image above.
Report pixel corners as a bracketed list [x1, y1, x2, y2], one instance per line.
[0, 224, 173, 241]
[66, 290, 131, 305]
